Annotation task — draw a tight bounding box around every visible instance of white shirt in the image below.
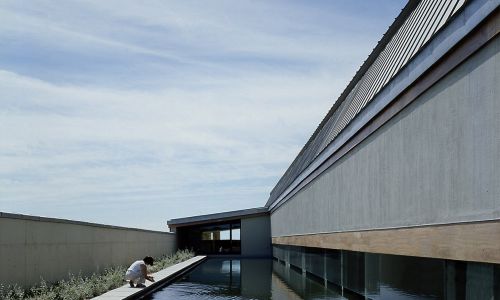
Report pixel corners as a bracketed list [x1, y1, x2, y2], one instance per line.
[127, 260, 145, 275]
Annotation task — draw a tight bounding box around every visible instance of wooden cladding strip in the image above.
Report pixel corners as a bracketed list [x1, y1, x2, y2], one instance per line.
[272, 220, 500, 264]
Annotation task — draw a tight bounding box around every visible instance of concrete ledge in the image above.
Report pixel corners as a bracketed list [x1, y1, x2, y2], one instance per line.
[92, 256, 207, 300]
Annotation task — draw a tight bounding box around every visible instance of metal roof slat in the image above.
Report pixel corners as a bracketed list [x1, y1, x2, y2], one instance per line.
[267, 0, 472, 207]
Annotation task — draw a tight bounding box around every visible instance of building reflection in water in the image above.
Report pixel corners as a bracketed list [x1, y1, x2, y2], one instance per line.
[149, 252, 499, 300]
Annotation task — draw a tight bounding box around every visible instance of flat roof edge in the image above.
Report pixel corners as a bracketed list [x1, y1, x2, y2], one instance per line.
[167, 207, 269, 227]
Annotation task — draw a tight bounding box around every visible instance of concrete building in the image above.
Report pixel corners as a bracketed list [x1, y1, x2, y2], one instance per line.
[168, 207, 271, 258]
[268, 0, 500, 263]
[6, 0, 498, 296]
[171, 0, 500, 297]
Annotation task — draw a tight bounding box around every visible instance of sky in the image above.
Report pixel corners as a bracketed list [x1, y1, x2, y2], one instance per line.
[0, 0, 406, 231]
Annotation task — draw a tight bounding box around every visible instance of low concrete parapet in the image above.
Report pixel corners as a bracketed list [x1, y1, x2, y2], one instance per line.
[0, 212, 176, 288]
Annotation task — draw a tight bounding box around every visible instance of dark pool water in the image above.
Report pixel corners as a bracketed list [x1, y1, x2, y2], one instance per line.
[147, 256, 499, 300]
[148, 258, 343, 300]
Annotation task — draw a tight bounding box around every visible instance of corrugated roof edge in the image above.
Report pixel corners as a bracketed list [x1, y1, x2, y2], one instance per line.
[266, 0, 421, 207]
[167, 207, 269, 227]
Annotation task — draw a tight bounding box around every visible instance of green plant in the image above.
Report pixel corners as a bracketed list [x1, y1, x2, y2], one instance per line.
[0, 283, 25, 300]
[149, 249, 194, 273]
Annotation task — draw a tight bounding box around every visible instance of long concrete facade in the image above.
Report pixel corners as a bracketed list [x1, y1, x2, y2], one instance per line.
[271, 37, 500, 237]
[268, 0, 500, 265]
[0, 213, 176, 288]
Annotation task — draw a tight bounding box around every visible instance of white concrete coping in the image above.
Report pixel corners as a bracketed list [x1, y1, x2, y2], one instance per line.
[91, 256, 207, 300]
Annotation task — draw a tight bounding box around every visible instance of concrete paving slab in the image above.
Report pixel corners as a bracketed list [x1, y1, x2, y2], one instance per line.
[91, 256, 206, 300]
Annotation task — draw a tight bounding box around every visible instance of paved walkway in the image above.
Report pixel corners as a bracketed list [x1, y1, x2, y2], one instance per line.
[92, 256, 206, 300]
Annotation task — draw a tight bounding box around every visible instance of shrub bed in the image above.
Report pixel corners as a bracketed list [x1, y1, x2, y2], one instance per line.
[0, 249, 194, 300]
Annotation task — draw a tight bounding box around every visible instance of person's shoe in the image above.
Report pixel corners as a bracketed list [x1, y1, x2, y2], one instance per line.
[136, 283, 146, 288]
[129, 281, 134, 288]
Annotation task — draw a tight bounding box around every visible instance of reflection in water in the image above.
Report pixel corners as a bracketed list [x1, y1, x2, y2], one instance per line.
[272, 260, 344, 300]
[365, 253, 443, 299]
[148, 255, 500, 300]
[149, 258, 343, 300]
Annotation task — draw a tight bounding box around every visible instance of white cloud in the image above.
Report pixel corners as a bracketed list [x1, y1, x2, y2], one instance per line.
[0, 68, 333, 227]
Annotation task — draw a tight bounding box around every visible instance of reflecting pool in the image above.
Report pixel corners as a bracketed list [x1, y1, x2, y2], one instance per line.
[148, 247, 499, 300]
[148, 258, 343, 300]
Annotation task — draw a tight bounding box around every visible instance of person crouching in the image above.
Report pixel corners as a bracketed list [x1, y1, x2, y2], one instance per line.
[125, 256, 155, 288]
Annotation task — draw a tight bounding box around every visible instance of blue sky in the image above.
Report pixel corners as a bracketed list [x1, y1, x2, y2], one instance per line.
[0, 0, 405, 231]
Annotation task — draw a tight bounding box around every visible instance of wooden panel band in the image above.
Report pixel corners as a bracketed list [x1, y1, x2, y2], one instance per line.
[272, 220, 500, 264]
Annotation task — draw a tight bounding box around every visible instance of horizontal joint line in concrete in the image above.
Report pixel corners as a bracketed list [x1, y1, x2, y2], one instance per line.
[271, 218, 500, 238]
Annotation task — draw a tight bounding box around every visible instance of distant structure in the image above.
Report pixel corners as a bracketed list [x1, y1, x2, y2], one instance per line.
[169, 0, 499, 297]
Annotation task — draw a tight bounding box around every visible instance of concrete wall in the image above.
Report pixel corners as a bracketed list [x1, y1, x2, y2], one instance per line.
[271, 37, 500, 237]
[0, 213, 176, 288]
[241, 215, 271, 257]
